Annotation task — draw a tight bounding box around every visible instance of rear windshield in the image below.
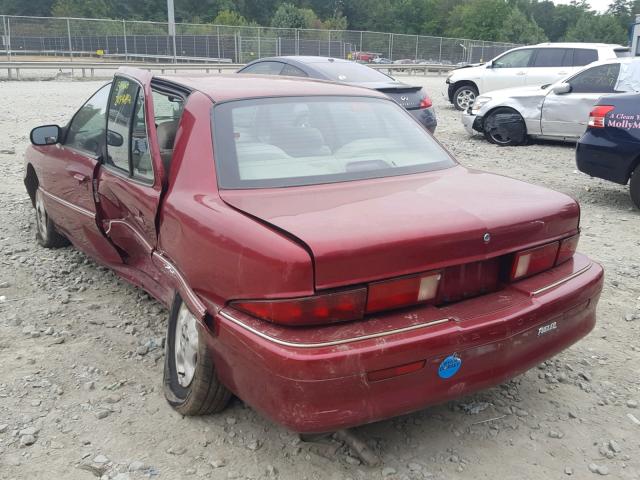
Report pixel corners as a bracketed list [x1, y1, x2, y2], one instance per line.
[212, 96, 454, 189]
[311, 62, 393, 82]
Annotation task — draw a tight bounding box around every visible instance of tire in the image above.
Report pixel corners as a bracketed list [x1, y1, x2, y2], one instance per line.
[483, 107, 528, 147]
[630, 165, 640, 209]
[163, 296, 231, 416]
[34, 189, 70, 248]
[453, 84, 478, 111]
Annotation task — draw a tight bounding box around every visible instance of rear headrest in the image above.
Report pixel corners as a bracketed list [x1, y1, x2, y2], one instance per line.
[156, 120, 179, 150]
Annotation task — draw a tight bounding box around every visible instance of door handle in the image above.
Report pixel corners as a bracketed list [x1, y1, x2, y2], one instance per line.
[73, 173, 89, 184]
[516, 71, 526, 76]
[558, 71, 568, 75]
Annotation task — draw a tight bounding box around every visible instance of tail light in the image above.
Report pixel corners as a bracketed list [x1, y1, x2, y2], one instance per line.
[556, 233, 579, 265]
[588, 106, 614, 128]
[419, 96, 433, 109]
[231, 288, 366, 326]
[511, 242, 560, 281]
[366, 272, 441, 313]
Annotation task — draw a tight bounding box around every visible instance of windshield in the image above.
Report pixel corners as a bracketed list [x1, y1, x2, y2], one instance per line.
[212, 96, 455, 189]
[311, 62, 393, 83]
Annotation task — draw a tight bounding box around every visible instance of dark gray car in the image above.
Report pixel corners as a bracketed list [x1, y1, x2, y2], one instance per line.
[237, 56, 437, 133]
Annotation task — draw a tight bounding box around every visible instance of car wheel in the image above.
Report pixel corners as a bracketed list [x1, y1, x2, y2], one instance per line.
[453, 85, 478, 111]
[483, 107, 527, 147]
[34, 189, 70, 248]
[163, 296, 231, 415]
[630, 165, 640, 209]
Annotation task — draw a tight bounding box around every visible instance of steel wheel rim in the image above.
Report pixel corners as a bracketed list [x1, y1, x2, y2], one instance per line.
[457, 89, 476, 110]
[35, 190, 48, 240]
[174, 303, 199, 388]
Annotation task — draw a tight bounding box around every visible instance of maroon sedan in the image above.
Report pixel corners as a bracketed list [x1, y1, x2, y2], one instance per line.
[24, 67, 603, 433]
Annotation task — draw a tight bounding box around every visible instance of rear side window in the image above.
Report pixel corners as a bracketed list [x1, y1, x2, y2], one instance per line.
[239, 61, 284, 75]
[532, 48, 572, 67]
[573, 49, 598, 66]
[569, 63, 621, 93]
[281, 64, 308, 77]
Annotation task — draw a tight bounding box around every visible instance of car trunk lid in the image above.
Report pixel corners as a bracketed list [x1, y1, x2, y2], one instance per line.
[353, 82, 424, 110]
[219, 166, 579, 290]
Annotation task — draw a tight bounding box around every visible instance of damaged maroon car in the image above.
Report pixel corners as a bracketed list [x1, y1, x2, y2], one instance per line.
[24, 67, 603, 433]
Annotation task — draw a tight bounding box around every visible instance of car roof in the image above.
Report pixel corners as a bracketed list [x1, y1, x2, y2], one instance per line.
[154, 73, 387, 103]
[530, 42, 627, 49]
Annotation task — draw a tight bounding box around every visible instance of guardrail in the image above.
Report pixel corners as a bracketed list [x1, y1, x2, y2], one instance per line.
[0, 60, 457, 79]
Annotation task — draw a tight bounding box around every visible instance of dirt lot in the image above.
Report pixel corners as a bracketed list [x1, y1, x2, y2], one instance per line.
[0, 74, 639, 480]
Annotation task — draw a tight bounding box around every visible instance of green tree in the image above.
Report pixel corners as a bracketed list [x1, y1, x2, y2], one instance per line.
[51, 0, 110, 18]
[500, 7, 548, 43]
[447, 0, 513, 40]
[271, 3, 310, 28]
[565, 13, 628, 43]
[213, 9, 249, 26]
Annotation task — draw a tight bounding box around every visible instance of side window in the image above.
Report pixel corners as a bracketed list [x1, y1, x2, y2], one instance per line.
[569, 64, 621, 93]
[65, 83, 111, 156]
[106, 77, 154, 182]
[281, 64, 308, 77]
[532, 48, 571, 67]
[573, 49, 598, 66]
[493, 49, 533, 69]
[240, 61, 284, 75]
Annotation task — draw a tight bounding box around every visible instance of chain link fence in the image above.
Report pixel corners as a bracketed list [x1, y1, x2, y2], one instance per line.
[0, 14, 518, 65]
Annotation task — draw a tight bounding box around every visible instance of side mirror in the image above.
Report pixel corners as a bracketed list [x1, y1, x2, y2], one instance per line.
[552, 82, 571, 95]
[107, 130, 124, 147]
[30, 125, 61, 146]
[487, 61, 494, 68]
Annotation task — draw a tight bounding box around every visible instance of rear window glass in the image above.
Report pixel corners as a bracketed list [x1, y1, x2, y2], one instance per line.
[311, 62, 393, 82]
[533, 48, 571, 67]
[212, 96, 454, 189]
[573, 49, 598, 66]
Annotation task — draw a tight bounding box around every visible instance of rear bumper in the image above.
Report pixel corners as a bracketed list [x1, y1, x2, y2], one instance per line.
[207, 254, 603, 433]
[576, 132, 636, 185]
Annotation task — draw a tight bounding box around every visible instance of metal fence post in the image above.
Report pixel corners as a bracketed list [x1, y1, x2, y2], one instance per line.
[295, 29, 299, 55]
[234, 31, 238, 62]
[66, 18, 73, 61]
[388, 33, 392, 60]
[359, 31, 363, 53]
[438, 36, 443, 63]
[2, 15, 8, 61]
[328, 30, 331, 57]
[216, 25, 220, 59]
[415, 34, 418, 61]
[257, 27, 261, 58]
[123, 19, 128, 61]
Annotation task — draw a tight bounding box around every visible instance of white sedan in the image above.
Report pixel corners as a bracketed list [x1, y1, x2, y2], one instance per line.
[462, 58, 639, 146]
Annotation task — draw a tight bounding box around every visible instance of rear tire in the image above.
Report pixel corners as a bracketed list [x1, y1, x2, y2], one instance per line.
[163, 296, 231, 416]
[34, 189, 70, 248]
[453, 84, 478, 111]
[483, 107, 527, 147]
[630, 165, 640, 209]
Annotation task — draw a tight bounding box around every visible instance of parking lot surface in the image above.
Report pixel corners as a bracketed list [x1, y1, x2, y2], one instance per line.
[0, 75, 638, 480]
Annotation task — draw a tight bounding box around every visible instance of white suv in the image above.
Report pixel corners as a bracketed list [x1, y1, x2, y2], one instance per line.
[446, 43, 628, 110]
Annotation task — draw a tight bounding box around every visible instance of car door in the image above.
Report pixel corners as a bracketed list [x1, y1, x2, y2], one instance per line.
[34, 83, 123, 265]
[526, 48, 573, 87]
[482, 48, 534, 93]
[541, 63, 621, 138]
[94, 71, 166, 282]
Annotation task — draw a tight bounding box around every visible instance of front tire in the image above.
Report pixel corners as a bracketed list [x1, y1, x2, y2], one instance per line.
[630, 165, 640, 209]
[483, 107, 527, 146]
[163, 296, 231, 416]
[34, 189, 70, 248]
[453, 84, 478, 111]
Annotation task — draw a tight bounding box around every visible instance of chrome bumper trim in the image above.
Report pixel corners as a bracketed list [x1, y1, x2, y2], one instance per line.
[532, 264, 592, 296]
[218, 311, 451, 349]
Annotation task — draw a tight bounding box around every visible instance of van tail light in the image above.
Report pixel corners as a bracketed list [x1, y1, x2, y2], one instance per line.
[419, 96, 433, 109]
[556, 234, 579, 265]
[231, 288, 367, 326]
[366, 272, 441, 313]
[511, 242, 560, 281]
[588, 106, 614, 128]
[367, 360, 426, 382]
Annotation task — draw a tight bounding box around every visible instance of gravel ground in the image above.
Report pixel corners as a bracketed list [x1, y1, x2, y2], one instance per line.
[0, 73, 639, 480]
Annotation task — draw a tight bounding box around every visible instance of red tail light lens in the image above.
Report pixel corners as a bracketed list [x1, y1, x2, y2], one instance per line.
[231, 288, 367, 326]
[588, 105, 614, 128]
[366, 272, 441, 313]
[556, 234, 579, 265]
[511, 242, 560, 281]
[419, 96, 433, 109]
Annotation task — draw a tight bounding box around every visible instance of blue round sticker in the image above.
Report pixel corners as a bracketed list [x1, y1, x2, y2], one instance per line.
[438, 354, 462, 379]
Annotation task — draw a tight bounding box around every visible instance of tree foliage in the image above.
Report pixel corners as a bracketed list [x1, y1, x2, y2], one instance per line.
[0, 0, 637, 45]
